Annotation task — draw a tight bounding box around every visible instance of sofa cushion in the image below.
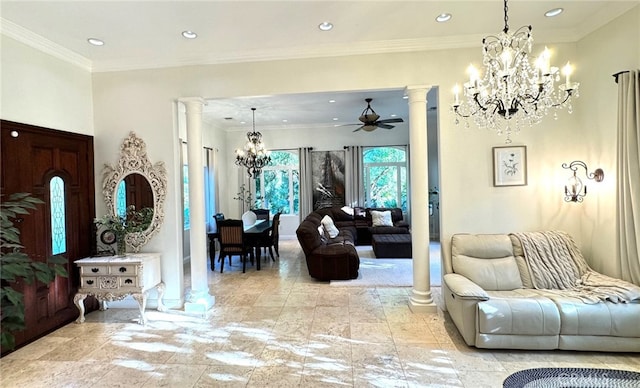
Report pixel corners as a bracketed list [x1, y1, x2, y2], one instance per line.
[477, 297, 561, 336]
[321, 215, 340, 238]
[543, 294, 640, 337]
[452, 234, 523, 291]
[371, 210, 393, 227]
[453, 255, 523, 291]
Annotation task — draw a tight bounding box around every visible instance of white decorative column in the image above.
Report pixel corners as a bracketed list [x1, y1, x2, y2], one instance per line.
[179, 97, 215, 314]
[406, 86, 437, 313]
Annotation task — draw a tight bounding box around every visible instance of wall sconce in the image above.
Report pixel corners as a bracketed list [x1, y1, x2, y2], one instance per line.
[562, 161, 605, 202]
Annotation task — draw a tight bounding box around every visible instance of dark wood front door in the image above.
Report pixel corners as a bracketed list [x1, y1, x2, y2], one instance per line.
[1, 120, 95, 352]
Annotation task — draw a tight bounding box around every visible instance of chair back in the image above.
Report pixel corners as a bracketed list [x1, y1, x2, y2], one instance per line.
[217, 219, 244, 246]
[254, 209, 270, 221]
[213, 213, 225, 233]
[271, 212, 281, 241]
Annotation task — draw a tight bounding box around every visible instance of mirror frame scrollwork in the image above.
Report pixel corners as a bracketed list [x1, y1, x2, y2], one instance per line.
[102, 131, 167, 252]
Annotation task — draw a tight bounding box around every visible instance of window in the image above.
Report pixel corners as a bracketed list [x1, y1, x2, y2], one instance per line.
[50, 176, 66, 255]
[254, 150, 299, 215]
[363, 146, 408, 212]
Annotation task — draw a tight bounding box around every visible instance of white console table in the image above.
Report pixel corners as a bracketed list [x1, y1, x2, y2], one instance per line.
[74, 253, 166, 325]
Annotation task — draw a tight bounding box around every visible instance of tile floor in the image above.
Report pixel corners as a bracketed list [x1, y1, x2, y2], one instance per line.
[1, 239, 638, 388]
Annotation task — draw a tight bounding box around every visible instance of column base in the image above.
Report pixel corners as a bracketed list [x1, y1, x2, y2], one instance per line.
[409, 288, 438, 313]
[184, 288, 215, 317]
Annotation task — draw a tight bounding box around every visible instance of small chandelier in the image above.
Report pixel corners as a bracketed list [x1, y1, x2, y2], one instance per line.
[235, 108, 271, 177]
[452, 0, 579, 143]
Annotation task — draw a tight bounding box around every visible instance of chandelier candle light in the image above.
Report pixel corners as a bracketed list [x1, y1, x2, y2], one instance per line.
[235, 107, 271, 177]
[452, 0, 579, 143]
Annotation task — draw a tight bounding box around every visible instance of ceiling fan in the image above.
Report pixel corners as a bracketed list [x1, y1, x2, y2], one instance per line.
[349, 98, 404, 132]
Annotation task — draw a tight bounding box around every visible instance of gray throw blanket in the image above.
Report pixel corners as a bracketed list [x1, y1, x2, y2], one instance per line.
[511, 231, 640, 304]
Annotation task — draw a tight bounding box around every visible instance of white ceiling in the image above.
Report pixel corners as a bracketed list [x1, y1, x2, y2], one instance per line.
[2, 0, 636, 130]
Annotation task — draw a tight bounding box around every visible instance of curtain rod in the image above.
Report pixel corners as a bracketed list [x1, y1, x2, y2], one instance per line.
[612, 70, 630, 84]
[182, 140, 215, 151]
[343, 144, 408, 149]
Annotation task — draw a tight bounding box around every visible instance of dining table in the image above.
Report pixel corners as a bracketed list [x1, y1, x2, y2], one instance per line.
[207, 219, 272, 271]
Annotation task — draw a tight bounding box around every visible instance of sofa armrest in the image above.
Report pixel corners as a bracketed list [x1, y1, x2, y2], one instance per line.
[444, 273, 490, 301]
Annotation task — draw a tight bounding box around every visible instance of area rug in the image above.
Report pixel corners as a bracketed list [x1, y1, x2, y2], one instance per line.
[503, 367, 640, 388]
[329, 246, 441, 287]
[330, 257, 414, 287]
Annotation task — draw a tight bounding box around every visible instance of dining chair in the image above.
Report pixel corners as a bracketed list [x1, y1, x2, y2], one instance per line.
[207, 213, 225, 270]
[216, 219, 253, 273]
[253, 209, 270, 221]
[252, 209, 270, 254]
[256, 212, 281, 262]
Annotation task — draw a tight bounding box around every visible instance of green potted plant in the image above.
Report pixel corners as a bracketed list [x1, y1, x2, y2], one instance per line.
[1, 193, 68, 351]
[95, 205, 153, 255]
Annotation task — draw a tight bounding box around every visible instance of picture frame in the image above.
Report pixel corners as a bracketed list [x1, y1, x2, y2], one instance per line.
[493, 146, 527, 186]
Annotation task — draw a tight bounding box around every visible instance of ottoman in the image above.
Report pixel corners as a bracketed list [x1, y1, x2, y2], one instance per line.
[372, 234, 412, 258]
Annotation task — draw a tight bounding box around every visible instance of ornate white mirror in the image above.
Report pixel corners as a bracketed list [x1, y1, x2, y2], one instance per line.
[102, 132, 167, 252]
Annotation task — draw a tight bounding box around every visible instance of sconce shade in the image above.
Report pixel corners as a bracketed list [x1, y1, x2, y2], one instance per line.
[562, 160, 604, 203]
[565, 172, 584, 202]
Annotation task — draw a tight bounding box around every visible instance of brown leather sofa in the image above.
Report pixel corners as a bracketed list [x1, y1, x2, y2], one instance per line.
[296, 208, 359, 281]
[296, 206, 410, 280]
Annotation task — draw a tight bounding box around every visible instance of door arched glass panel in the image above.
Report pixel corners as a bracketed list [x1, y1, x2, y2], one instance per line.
[50, 176, 66, 255]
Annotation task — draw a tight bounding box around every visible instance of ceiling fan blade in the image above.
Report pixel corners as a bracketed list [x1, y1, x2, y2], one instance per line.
[377, 123, 394, 129]
[338, 123, 362, 127]
[352, 126, 364, 132]
[377, 118, 404, 124]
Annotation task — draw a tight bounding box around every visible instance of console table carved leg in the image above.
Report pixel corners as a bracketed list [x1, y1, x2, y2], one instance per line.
[156, 282, 167, 312]
[132, 292, 148, 325]
[74, 293, 87, 324]
[99, 300, 109, 311]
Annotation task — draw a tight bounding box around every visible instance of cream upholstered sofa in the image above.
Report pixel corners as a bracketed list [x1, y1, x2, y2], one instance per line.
[443, 233, 640, 352]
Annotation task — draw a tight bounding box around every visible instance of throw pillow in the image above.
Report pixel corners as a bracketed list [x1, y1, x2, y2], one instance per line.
[371, 210, 393, 227]
[340, 206, 354, 216]
[321, 215, 340, 238]
[317, 225, 328, 244]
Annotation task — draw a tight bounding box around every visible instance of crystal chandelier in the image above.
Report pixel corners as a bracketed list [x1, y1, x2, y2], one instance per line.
[452, 0, 579, 143]
[235, 108, 271, 177]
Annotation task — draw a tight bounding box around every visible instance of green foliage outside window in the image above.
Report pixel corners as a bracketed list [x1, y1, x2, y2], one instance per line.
[254, 151, 299, 215]
[363, 146, 408, 212]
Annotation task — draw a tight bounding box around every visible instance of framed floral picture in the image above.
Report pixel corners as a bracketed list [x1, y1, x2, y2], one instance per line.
[493, 146, 527, 186]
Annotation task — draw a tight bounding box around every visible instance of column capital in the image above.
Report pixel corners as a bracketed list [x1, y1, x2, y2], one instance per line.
[178, 97, 207, 113]
[404, 85, 432, 102]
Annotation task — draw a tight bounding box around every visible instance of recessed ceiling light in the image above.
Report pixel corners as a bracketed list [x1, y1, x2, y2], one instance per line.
[545, 8, 563, 17]
[390, 114, 397, 118]
[318, 22, 333, 31]
[402, 95, 408, 99]
[328, 99, 336, 103]
[182, 30, 198, 39]
[333, 117, 339, 121]
[240, 121, 246, 124]
[435, 13, 452, 23]
[282, 119, 288, 123]
[87, 38, 104, 46]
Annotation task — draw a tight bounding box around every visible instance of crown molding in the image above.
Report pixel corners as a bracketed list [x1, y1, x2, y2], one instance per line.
[573, 3, 638, 41]
[1, 18, 92, 71]
[87, 27, 586, 73]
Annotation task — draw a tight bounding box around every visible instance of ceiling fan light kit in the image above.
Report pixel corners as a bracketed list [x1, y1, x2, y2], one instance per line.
[452, 0, 579, 143]
[350, 98, 404, 132]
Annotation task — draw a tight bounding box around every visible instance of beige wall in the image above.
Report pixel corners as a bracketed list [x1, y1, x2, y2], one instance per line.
[2, 5, 638, 306]
[575, 5, 640, 277]
[0, 36, 94, 134]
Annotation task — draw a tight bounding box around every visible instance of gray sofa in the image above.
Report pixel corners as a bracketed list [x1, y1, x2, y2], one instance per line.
[443, 232, 640, 352]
